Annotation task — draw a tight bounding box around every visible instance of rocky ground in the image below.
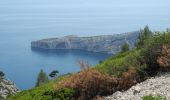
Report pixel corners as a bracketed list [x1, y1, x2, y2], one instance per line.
[0, 78, 19, 99]
[106, 72, 170, 100]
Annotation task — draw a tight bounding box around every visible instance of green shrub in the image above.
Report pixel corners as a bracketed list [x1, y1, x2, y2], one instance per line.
[136, 25, 153, 48]
[35, 69, 49, 87]
[96, 49, 144, 77]
[56, 88, 77, 100]
[7, 75, 68, 100]
[42, 88, 77, 100]
[139, 31, 170, 74]
[97, 31, 170, 76]
[121, 42, 130, 52]
[142, 95, 167, 100]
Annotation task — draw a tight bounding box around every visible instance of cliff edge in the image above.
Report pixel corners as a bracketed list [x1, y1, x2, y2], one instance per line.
[31, 31, 139, 54]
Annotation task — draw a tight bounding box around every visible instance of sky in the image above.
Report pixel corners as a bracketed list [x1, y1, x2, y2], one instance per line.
[0, 0, 169, 36]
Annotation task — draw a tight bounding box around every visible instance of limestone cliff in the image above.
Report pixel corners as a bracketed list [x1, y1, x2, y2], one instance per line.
[31, 31, 139, 54]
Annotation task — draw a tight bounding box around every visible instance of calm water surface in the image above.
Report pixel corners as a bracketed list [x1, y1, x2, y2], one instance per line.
[0, 0, 170, 89]
[0, 33, 111, 90]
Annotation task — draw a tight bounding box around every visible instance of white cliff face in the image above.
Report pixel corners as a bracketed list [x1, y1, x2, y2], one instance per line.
[31, 31, 139, 54]
[0, 77, 19, 99]
[106, 72, 170, 100]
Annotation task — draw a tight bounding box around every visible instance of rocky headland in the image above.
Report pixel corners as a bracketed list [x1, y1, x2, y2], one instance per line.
[31, 31, 139, 54]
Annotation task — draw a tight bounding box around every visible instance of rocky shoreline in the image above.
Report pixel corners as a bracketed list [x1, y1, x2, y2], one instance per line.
[31, 31, 139, 54]
[0, 77, 19, 99]
[106, 72, 170, 100]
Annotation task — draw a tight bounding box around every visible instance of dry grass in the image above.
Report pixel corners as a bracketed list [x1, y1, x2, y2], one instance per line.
[76, 60, 91, 70]
[54, 69, 118, 99]
[118, 67, 138, 90]
[157, 45, 170, 68]
[53, 67, 142, 99]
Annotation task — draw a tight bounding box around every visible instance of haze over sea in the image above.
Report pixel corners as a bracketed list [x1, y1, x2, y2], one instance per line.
[0, 0, 169, 89]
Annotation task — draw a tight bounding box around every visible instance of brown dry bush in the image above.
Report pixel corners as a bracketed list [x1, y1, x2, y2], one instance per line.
[54, 69, 118, 100]
[92, 96, 104, 100]
[146, 44, 170, 74]
[76, 60, 91, 70]
[157, 45, 170, 68]
[118, 67, 138, 90]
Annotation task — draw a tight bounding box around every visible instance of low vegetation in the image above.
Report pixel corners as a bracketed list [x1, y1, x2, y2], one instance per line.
[54, 69, 117, 100]
[7, 26, 170, 100]
[49, 70, 59, 79]
[35, 69, 49, 87]
[142, 95, 167, 100]
[7, 74, 69, 100]
[121, 41, 130, 53]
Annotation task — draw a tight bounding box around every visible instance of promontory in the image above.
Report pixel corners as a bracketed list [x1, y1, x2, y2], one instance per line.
[31, 31, 139, 54]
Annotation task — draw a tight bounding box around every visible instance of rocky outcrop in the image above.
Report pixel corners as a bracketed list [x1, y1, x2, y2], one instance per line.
[106, 72, 170, 100]
[31, 31, 139, 54]
[0, 77, 19, 99]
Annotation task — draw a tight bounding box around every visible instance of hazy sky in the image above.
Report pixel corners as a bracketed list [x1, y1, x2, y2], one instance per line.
[0, 0, 170, 36]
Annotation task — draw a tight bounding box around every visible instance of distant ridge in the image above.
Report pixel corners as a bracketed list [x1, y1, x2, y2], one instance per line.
[31, 31, 140, 54]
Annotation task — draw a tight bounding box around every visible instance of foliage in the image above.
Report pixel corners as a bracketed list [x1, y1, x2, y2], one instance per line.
[55, 88, 77, 100]
[0, 71, 5, 77]
[96, 49, 144, 77]
[8, 83, 53, 100]
[77, 60, 91, 70]
[139, 31, 170, 74]
[136, 25, 153, 48]
[97, 31, 170, 77]
[35, 69, 49, 87]
[43, 88, 77, 100]
[54, 69, 118, 100]
[121, 42, 130, 52]
[142, 95, 167, 100]
[118, 67, 139, 90]
[49, 70, 59, 79]
[7, 75, 68, 100]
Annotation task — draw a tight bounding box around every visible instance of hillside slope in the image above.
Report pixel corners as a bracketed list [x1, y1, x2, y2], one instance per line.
[8, 30, 170, 100]
[106, 72, 170, 100]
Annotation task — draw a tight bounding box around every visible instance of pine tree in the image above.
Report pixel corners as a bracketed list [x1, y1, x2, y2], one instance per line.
[136, 25, 153, 48]
[121, 42, 130, 52]
[49, 70, 59, 79]
[0, 71, 5, 77]
[35, 69, 49, 87]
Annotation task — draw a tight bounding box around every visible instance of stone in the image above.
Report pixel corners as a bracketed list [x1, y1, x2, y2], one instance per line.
[106, 72, 170, 100]
[0, 77, 19, 99]
[132, 86, 141, 94]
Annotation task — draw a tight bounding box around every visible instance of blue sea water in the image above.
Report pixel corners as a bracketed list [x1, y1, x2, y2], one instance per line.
[0, 33, 111, 90]
[0, 0, 169, 89]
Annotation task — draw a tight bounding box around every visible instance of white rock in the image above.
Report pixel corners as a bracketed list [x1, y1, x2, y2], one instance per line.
[106, 72, 170, 100]
[0, 77, 19, 99]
